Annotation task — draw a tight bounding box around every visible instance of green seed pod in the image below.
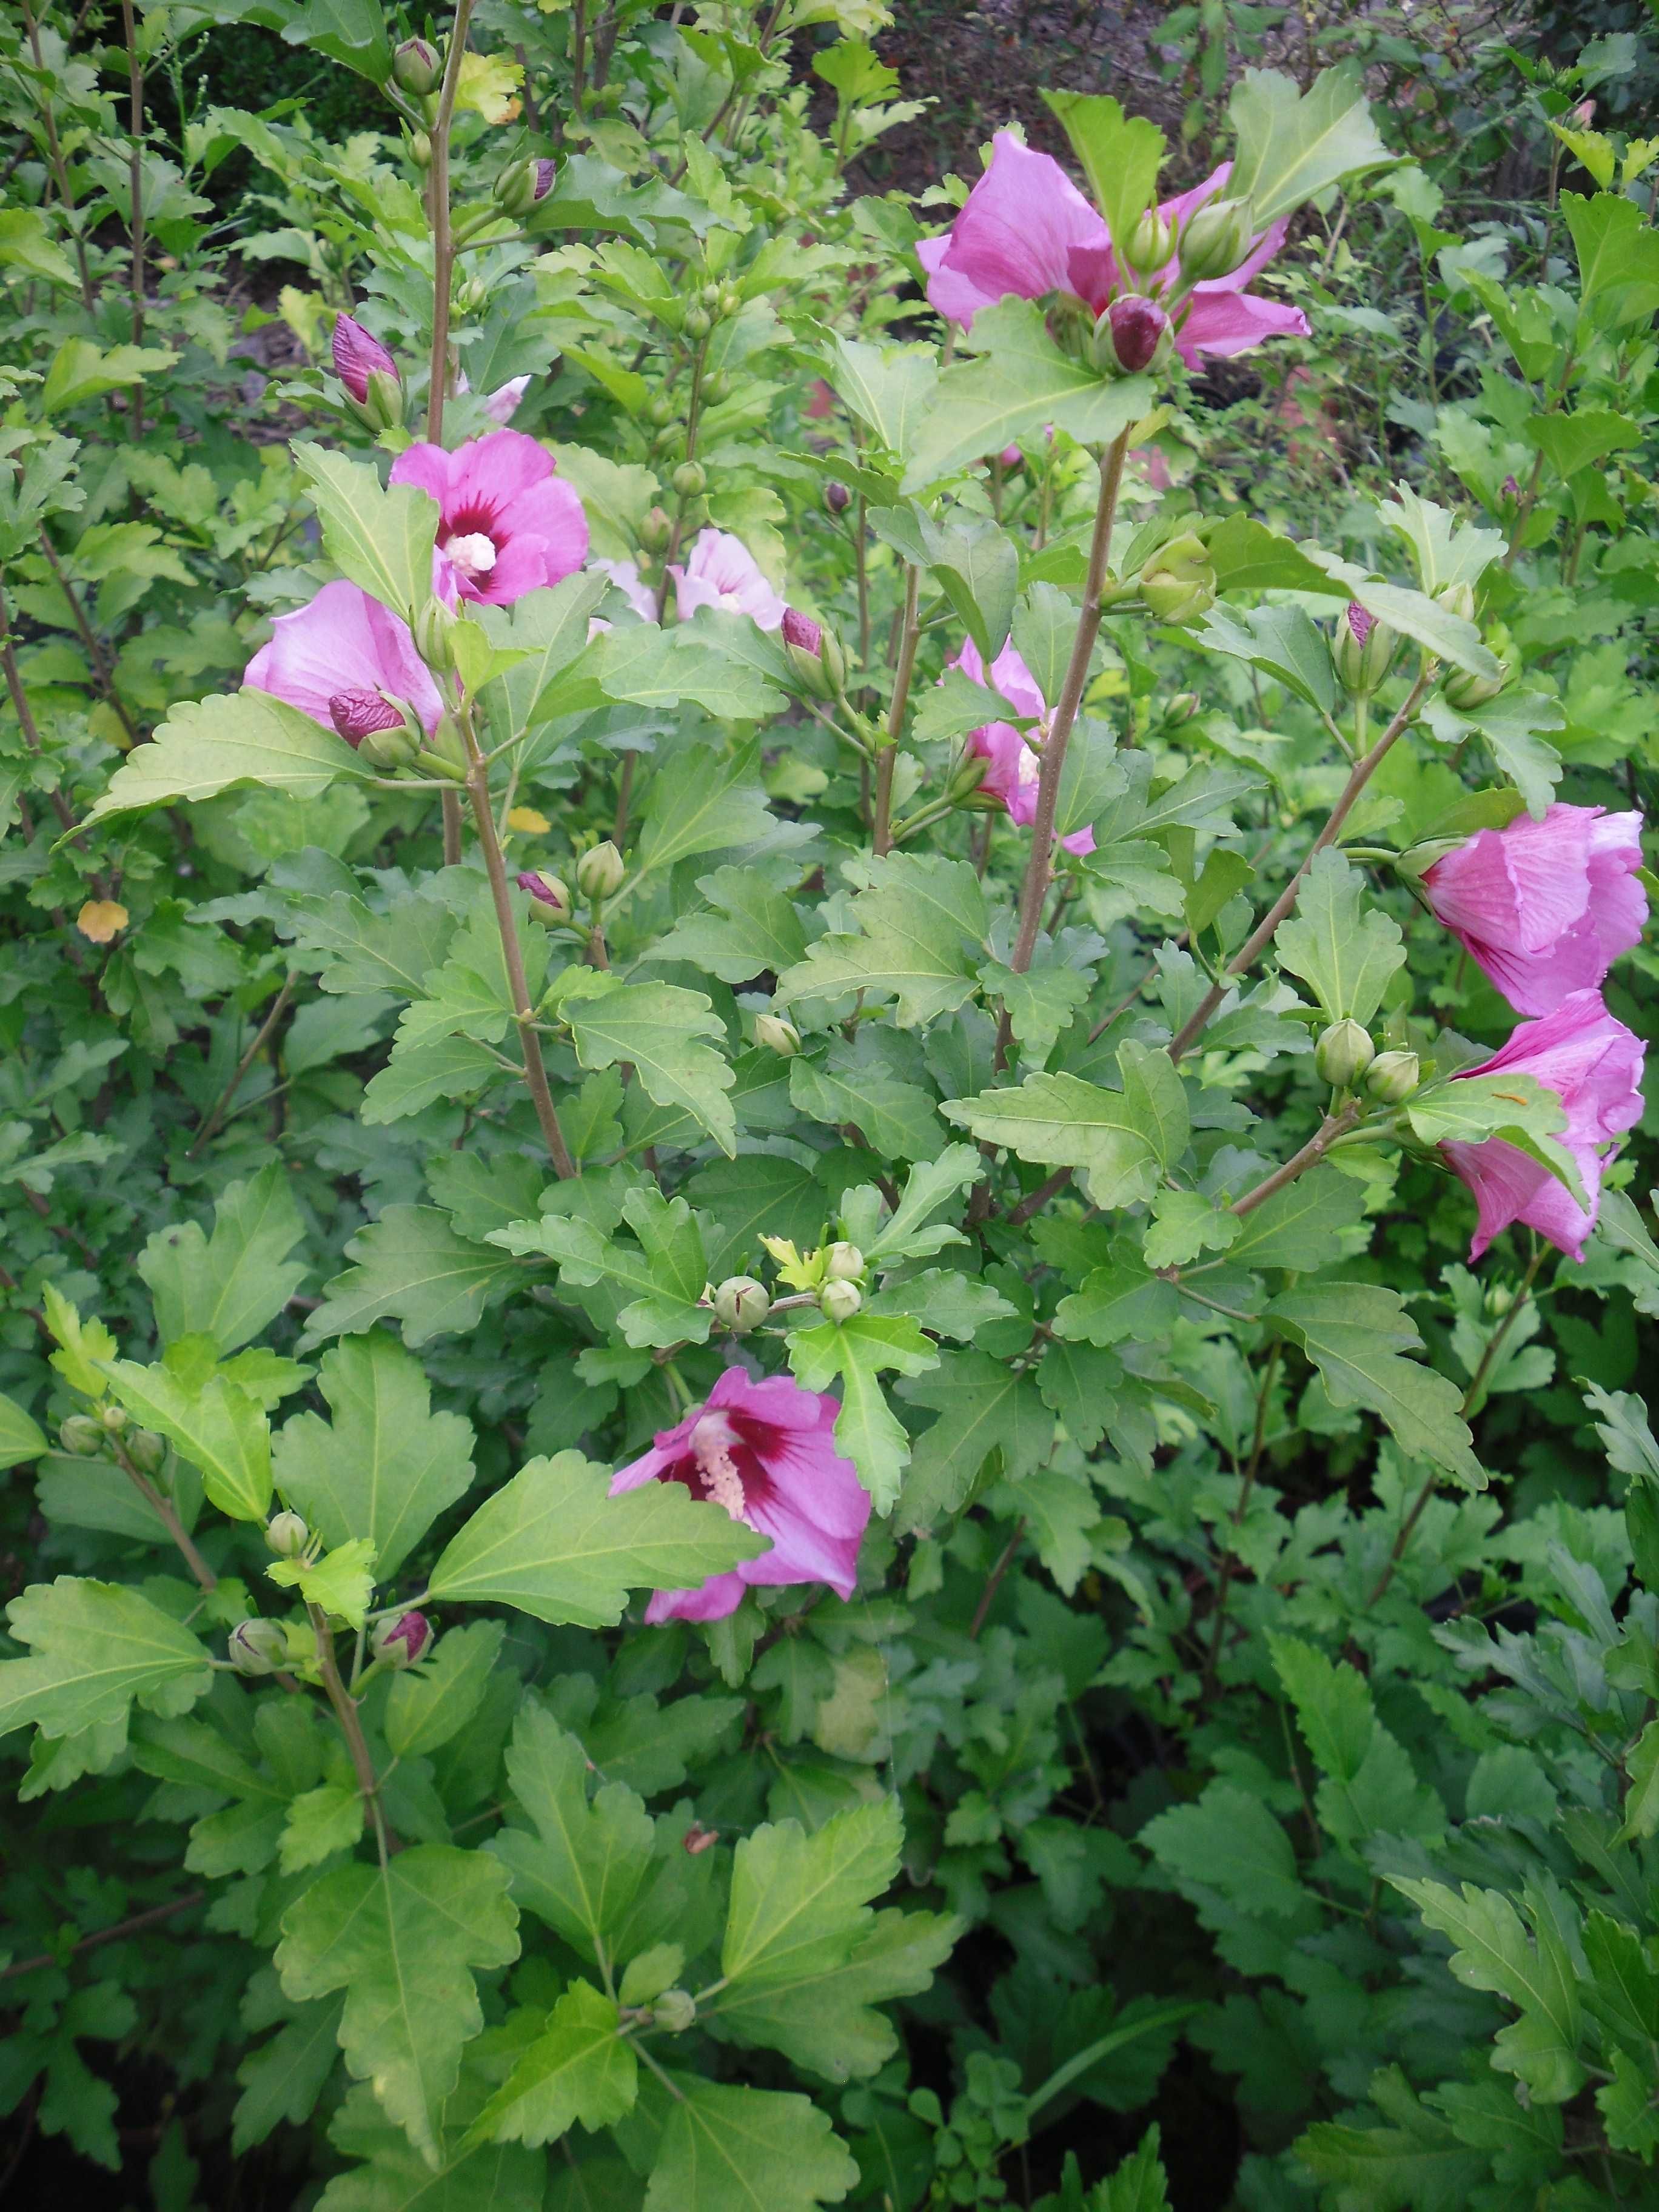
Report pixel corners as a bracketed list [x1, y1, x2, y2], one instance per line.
[1315, 1018, 1376, 1089]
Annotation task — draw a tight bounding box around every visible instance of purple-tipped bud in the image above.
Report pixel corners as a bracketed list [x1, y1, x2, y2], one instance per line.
[1346, 602, 1374, 648]
[329, 689, 406, 747]
[517, 868, 571, 920]
[532, 157, 556, 201]
[996, 443, 1022, 469]
[1099, 295, 1172, 376]
[781, 608, 823, 656]
[1502, 475, 1521, 502]
[371, 1610, 431, 1669]
[392, 35, 440, 95]
[332, 313, 397, 403]
[229, 1617, 289, 1677]
[824, 481, 851, 515]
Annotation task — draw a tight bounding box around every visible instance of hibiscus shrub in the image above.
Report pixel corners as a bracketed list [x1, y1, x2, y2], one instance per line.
[2, 2, 1659, 2207]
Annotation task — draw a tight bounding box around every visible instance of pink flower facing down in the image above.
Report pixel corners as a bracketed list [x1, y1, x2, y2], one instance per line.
[951, 635, 1094, 857]
[389, 430, 588, 606]
[332, 312, 396, 401]
[1422, 804, 1646, 1018]
[609, 1368, 871, 1624]
[245, 579, 443, 743]
[668, 529, 787, 631]
[919, 134, 1309, 366]
[1443, 989, 1646, 1263]
[455, 370, 531, 425]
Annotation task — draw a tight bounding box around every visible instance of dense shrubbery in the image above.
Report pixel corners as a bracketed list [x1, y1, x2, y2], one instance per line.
[1, 2, 1658, 2206]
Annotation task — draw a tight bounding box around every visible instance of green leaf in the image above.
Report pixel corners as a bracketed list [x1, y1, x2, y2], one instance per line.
[1524, 407, 1640, 480]
[303, 1207, 521, 1350]
[426, 1450, 767, 1624]
[787, 1315, 938, 1513]
[386, 1621, 504, 1761]
[902, 301, 1152, 492]
[1091, 2128, 1173, 2212]
[824, 334, 938, 458]
[1273, 848, 1405, 1025]
[1139, 1781, 1310, 1923]
[469, 1980, 637, 2148]
[652, 866, 807, 984]
[487, 1704, 654, 1957]
[1406, 1071, 1581, 1203]
[1142, 1188, 1239, 1270]
[268, 1535, 378, 1629]
[980, 960, 1092, 1063]
[775, 854, 987, 1028]
[0, 1389, 46, 1470]
[1265, 1282, 1483, 1486]
[232, 1994, 344, 2156]
[0, 1578, 210, 1743]
[361, 1034, 501, 1125]
[1269, 1635, 1442, 1846]
[476, 573, 612, 736]
[1053, 1242, 1180, 1347]
[276, 1845, 520, 2167]
[1296, 2066, 1491, 2212]
[0, 208, 77, 287]
[1561, 191, 1659, 322]
[102, 1355, 272, 1523]
[927, 514, 1019, 662]
[279, 1780, 366, 1874]
[942, 1043, 1186, 1210]
[1387, 1878, 1585, 2103]
[137, 1164, 309, 1356]
[273, 1333, 476, 1583]
[43, 1282, 116, 1399]
[1196, 602, 1336, 714]
[643, 2076, 859, 2212]
[710, 1798, 957, 2082]
[787, 1057, 945, 1161]
[293, 444, 438, 623]
[557, 976, 736, 1157]
[1616, 1718, 1659, 1844]
[492, 1190, 711, 1350]
[40, 337, 176, 413]
[896, 1350, 1053, 1531]
[83, 690, 367, 826]
[862, 1144, 984, 1265]
[1377, 486, 1506, 595]
[1222, 1164, 1366, 1271]
[1425, 689, 1566, 819]
[637, 743, 777, 876]
[1041, 92, 1164, 254]
[1227, 64, 1394, 226]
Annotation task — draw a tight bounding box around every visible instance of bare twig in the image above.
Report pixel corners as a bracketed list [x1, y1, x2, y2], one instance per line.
[187, 974, 295, 1157]
[1, 1891, 206, 1984]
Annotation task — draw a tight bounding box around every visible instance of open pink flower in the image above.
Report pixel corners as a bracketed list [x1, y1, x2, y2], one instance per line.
[668, 529, 786, 630]
[1443, 988, 1645, 1262]
[245, 580, 443, 740]
[951, 637, 1094, 857]
[593, 558, 658, 621]
[920, 136, 1307, 365]
[609, 1368, 870, 1624]
[389, 430, 588, 606]
[1423, 805, 1646, 1017]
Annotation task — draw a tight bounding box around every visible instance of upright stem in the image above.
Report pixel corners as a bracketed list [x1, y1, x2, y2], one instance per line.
[19, 0, 95, 313]
[1168, 665, 1434, 1062]
[308, 1604, 398, 1854]
[113, 1440, 218, 1593]
[188, 973, 295, 1157]
[654, 342, 708, 623]
[1201, 1341, 1282, 1696]
[0, 581, 79, 840]
[873, 564, 919, 857]
[463, 732, 577, 1178]
[424, 0, 478, 452]
[37, 534, 140, 745]
[119, 0, 146, 438]
[1008, 431, 1129, 977]
[570, 0, 588, 118]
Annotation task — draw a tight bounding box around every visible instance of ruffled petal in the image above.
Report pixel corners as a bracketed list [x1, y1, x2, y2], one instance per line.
[645, 1572, 749, 1624]
[1175, 289, 1310, 364]
[497, 473, 589, 585]
[244, 580, 443, 733]
[937, 132, 1110, 325]
[919, 232, 1002, 329]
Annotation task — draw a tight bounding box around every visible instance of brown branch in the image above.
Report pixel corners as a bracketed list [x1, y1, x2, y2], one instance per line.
[187, 973, 295, 1158]
[969, 1519, 1025, 1640]
[0, 580, 80, 840]
[309, 1604, 399, 1854]
[1230, 1102, 1362, 1219]
[36, 533, 141, 746]
[112, 1438, 218, 1593]
[1, 1891, 206, 1984]
[424, 0, 479, 449]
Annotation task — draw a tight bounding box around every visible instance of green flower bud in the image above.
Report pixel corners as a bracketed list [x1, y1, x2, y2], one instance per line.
[228, 1617, 289, 1677]
[711, 1276, 771, 1332]
[494, 156, 556, 216]
[646, 394, 674, 428]
[780, 608, 844, 699]
[412, 597, 461, 672]
[1366, 1048, 1421, 1104]
[639, 505, 673, 553]
[1333, 603, 1397, 696]
[702, 371, 732, 404]
[719, 285, 742, 319]
[1178, 195, 1255, 282]
[356, 717, 423, 773]
[683, 306, 712, 340]
[125, 1428, 167, 1473]
[1125, 207, 1175, 277]
[576, 840, 626, 901]
[651, 1988, 697, 2033]
[1164, 691, 1199, 725]
[101, 1403, 128, 1433]
[409, 130, 433, 170]
[819, 1278, 863, 1324]
[1315, 1018, 1376, 1089]
[517, 870, 572, 922]
[948, 752, 994, 806]
[1441, 656, 1513, 713]
[371, 1610, 432, 1669]
[58, 1413, 106, 1456]
[1435, 580, 1477, 625]
[754, 1013, 800, 1056]
[1138, 532, 1216, 625]
[392, 36, 441, 96]
[266, 1511, 310, 1558]
[672, 460, 706, 500]
[823, 1242, 864, 1282]
[824, 481, 851, 515]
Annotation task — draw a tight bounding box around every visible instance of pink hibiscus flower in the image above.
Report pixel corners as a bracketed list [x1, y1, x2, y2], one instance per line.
[244, 579, 443, 743]
[389, 430, 589, 606]
[918, 135, 1309, 366]
[1442, 988, 1646, 1262]
[455, 370, 531, 424]
[1423, 804, 1646, 1017]
[609, 1368, 871, 1624]
[668, 529, 786, 630]
[951, 635, 1095, 857]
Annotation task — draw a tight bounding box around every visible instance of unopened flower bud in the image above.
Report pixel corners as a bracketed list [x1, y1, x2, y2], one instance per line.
[391, 35, 441, 95]
[781, 607, 844, 698]
[1179, 195, 1254, 282]
[1441, 656, 1513, 713]
[711, 1276, 771, 1332]
[754, 1013, 800, 1056]
[329, 688, 405, 749]
[1315, 1019, 1375, 1090]
[683, 305, 712, 340]
[229, 1618, 288, 1677]
[357, 719, 423, 773]
[1164, 691, 1199, 725]
[494, 156, 557, 215]
[412, 597, 460, 671]
[640, 505, 673, 553]
[1501, 475, 1521, 504]
[371, 1610, 432, 1669]
[824, 480, 851, 515]
[1126, 207, 1175, 276]
[719, 285, 742, 319]
[266, 1511, 310, 1558]
[1094, 294, 1173, 377]
[1366, 1048, 1421, 1104]
[672, 460, 706, 499]
[1435, 580, 1477, 625]
[819, 1279, 863, 1324]
[576, 840, 626, 900]
[823, 1242, 863, 1282]
[1485, 1280, 1517, 1318]
[517, 870, 571, 921]
[332, 313, 397, 404]
[646, 394, 674, 429]
[101, 1403, 128, 1433]
[409, 130, 432, 169]
[1333, 603, 1397, 695]
[652, 1988, 697, 2033]
[126, 1428, 167, 1473]
[1138, 532, 1215, 625]
[993, 443, 1022, 470]
[58, 1413, 105, 1456]
[948, 752, 994, 806]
